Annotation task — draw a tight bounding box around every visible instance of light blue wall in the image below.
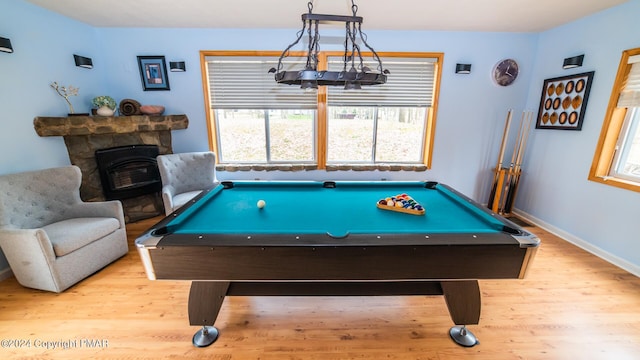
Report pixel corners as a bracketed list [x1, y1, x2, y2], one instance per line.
[0, 0, 638, 275]
[518, 0, 640, 272]
[0, 0, 102, 174]
[96, 27, 536, 198]
[0, 0, 102, 271]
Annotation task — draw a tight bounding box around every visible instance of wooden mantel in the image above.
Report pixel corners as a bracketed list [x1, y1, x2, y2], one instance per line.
[33, 114, 189, 137]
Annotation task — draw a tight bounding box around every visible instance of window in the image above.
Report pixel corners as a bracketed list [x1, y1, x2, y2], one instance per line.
[202, 51, 442, 171]
[215, 109, 315, 163]
[325, 56, 436, 164]
[610, 108, 640, 182]
[589, 48, 640, 192]
[326, 107, 427, 163]
[205, 53, 316, 164]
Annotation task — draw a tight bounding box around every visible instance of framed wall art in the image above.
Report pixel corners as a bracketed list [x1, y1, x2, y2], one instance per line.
[535, 71, 594, 130]
[137, 55, 170, 91]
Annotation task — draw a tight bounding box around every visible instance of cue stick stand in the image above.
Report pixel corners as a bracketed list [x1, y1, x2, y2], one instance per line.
[489, 111, 532, 216]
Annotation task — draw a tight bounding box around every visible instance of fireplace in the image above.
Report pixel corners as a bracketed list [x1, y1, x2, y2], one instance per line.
[95, 145, 162, 200]
[33, 114, 188, 222]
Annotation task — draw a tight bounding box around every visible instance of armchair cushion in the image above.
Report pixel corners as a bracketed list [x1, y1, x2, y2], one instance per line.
[43, 217, 120, 257]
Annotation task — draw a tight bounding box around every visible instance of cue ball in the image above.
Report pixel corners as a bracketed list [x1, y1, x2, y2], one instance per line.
[257, 200, 266, 209]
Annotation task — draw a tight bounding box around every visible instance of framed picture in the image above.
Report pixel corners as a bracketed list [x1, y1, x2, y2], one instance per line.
[137, 56, 170, 91]
[535, 71, 594, 130]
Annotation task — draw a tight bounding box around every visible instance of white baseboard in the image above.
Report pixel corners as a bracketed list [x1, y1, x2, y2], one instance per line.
[512, 209, 640, 278]
[0, 267, 14, 282]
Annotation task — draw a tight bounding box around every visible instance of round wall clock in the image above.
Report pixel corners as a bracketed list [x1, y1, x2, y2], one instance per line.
[492, 59, 519, 86]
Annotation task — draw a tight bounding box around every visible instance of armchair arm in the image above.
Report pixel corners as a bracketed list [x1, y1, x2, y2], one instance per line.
[161, 184, 176, 215]
[66, 200, 126, 229]
[0, 228, 62, 292]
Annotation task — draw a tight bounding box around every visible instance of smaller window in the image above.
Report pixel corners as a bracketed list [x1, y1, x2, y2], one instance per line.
[589, 48, 640, 192]
[325, 56, 436, 165]
[215, 109, 316, 163]
[326, 107, 426, 163]
[206, 54, 317, 165]
[609, 108, 640, 182]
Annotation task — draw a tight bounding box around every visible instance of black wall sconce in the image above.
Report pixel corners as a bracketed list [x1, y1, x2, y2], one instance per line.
[455, 63, 472, 74]
[170, 61, 186, 72]
[0, 36, 13, 53]
[73, 54, 93, 69]
[563, 54, 584, 69]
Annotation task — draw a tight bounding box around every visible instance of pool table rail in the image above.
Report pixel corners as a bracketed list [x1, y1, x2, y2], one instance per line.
[138, 242, 536, 282]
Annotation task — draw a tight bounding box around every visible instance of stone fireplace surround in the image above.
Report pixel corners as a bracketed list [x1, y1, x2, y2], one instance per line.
[34, 114, 188, 222]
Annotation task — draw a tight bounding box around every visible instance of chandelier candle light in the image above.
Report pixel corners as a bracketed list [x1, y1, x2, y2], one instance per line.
[269, 0, 389, 90]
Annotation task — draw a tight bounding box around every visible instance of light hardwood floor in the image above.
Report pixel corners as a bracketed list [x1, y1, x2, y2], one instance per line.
[1, 216, 639, 359]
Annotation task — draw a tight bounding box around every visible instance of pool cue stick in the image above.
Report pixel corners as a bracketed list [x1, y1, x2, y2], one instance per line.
[488, 111, 512, 210]
[504, 113, 529, 214]
[504, 111, 532, 213]
[491, 168, 506, 213]
[488, 110, 512, 212]
[489, 111, 512, 211]
[504, 111, 531, 213]
[516, 112, 532, 171]
[499, 111, 525, 214]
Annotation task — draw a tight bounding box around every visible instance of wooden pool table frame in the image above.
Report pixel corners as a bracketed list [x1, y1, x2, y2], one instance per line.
[136, 181, 539, 347]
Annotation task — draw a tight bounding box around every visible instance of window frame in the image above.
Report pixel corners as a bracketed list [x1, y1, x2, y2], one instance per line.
[589, 47, 640, 192]
[200, 50, 443, 171]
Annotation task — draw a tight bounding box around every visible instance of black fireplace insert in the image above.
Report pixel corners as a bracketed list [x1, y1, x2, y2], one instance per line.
[95, 145, 162, 200]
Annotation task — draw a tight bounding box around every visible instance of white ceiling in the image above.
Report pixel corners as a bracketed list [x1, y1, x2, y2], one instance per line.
[25, 0, 627, 32]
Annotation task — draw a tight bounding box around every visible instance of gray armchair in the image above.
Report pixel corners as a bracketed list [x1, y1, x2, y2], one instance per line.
[156, 151, 218, 215]
[0, 166, 128, 293]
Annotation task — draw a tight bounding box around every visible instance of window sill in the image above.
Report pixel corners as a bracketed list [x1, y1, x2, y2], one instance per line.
[216, 164, 427, 172]
[326, 164, 427, 172]
[216, 164, 318, 172]
[588, 174, 640, 193]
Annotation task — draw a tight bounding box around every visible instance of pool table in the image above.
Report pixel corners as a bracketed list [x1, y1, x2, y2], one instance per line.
[136, 181, 539, 347]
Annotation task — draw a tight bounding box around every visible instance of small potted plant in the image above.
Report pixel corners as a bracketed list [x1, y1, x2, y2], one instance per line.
[92, 96, 117, 116]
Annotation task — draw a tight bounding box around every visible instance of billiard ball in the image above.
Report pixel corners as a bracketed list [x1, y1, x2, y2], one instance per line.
[257, 200, 266, 209]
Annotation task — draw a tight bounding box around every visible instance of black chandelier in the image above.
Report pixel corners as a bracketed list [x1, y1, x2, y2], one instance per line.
[269, 0, 389, 90]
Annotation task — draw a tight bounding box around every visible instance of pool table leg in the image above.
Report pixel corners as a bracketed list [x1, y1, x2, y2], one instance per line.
[188, 281, 229, 347]
[441, 280, 481, 347]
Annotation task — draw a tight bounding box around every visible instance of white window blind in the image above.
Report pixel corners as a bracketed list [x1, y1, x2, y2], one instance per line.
[327, 57, 437, 107]
[206, 56, 317, 109]
[617, 54, 640, 108]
